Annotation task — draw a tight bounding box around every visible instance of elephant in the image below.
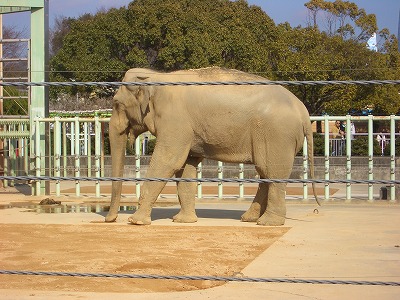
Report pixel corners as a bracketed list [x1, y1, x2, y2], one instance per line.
[105, 67, 318, 226]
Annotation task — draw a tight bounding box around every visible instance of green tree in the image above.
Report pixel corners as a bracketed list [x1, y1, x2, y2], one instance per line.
[271, 0, 400, 116]
[305, 0, 377, 40]
[49, 0, 400, 117]
[50, 0, 277, 83]
[2, 87, 28, 115]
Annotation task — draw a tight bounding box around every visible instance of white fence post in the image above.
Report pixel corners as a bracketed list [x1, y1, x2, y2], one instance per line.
[94, 116, 101, 197]
[197, 162, 202, 199]
[54, 117, 61, 196]
[324, 115, 330, 200]
[345, 115, 352, 201]
[239, 163, 244, 199]
[390, 115, 396, 202]
[135, 137, 141, 198]
[368, 115, 374, 202]
[303, 137, 308, 201]
[74, 116, 80, 197]
[218, 161, 223, 198]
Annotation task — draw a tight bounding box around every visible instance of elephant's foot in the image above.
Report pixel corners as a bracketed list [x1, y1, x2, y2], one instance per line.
[105, 212, 118, 223]
[241, 208, 260, 222]
[257, 210, 285, 226]
[172, 211, 198, 223]
[128, 211, 151, 225]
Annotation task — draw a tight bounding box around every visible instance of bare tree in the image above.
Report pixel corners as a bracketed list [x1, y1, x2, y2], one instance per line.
[2, 25, 29, 79]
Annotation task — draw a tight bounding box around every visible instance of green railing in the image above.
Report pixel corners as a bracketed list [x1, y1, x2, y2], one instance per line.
[0, 118, 30, 188]
[1, 115, 399, 202]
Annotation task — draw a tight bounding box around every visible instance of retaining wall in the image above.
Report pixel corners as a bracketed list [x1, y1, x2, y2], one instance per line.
[48, 156, 396, 180]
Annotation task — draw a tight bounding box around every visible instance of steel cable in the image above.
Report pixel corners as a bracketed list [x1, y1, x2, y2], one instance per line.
[1, 175, 399, 185]
[0, 270, 398, 286]
[1, 80, 400, 87]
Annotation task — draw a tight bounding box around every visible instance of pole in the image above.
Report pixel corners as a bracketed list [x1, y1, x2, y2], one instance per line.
[0, 14, 4, 188]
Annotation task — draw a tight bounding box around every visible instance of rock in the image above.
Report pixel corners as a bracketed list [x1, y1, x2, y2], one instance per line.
[39, 198, 61, 205]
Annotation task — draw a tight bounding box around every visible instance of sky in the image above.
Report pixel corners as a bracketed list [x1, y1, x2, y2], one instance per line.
[2, 0, 400, 39]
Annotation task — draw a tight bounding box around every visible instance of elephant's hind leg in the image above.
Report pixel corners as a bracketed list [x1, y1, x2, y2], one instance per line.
[173, 157, 202, 223]
[254, 162, 290, 226]
[257, 182, 286, 226]
[241, 182, 268, 222]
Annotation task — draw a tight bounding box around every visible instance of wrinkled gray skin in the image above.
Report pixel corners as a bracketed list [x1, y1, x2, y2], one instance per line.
[105, 67, 317, 226]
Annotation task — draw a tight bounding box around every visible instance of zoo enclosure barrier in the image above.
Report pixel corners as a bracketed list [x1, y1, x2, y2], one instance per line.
[1, 114, 400, 202]
[0, 80, 400, 201]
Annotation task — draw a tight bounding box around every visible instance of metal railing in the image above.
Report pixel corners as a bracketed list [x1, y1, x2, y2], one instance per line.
[1, 114, 399, 202]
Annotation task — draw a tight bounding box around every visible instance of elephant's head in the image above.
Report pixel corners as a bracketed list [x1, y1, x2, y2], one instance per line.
[113, 74, 154, 131]
[105, 70, 155, 222]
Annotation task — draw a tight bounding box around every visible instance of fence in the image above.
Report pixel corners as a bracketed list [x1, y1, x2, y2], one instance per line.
[1, 114, 399, 201]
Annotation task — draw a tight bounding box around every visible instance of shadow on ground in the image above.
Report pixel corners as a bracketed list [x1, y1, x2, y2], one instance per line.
[97, 207, 245, 221]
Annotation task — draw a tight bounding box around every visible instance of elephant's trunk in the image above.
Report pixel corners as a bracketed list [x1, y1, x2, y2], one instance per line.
[105, 116, 128, 222]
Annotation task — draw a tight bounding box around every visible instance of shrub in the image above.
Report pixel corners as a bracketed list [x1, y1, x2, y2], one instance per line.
[351, 136, 381, 156]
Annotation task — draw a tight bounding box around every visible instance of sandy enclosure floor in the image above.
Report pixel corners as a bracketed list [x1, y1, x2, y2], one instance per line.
[0, 223, 289, 293]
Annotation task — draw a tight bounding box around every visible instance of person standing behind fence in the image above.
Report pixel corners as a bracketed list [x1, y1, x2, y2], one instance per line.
[376, 130, 387, 155]
[349, 121, 356, 140]
[332, 120, 345, 156]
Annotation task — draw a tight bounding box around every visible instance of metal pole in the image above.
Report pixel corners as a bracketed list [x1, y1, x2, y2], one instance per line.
[3, 136, 7, 187]
[368, 115, 374, 201]
[345, 115, 352, 201]
[70, 121, 74, 156]
[0, 14, 3, 188]
[197, 162, 202, 199]
[135, 137, 141, 198]
[324, 115, 330, 201]
[29, 0, 49, 196]
[62, 122, 67, 178]
[54, 117, 60, 196]
[218, 161, 223, 198]
[390, 115, 396, 202]
[239, 163, 244, 199]
[83, 122, 88, 156]
[94, 116, 100, 197]
[303, 137, 308, 200]
[9, 126, 15, 187]
[74, 116, 80, 196]
[87, 122, 91, 178]
[100, 122, 105, 178]
[35, 117, 41, 195]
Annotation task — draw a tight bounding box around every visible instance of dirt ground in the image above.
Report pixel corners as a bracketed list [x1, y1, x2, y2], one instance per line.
[1, 182, 399, 299]
[0, 223, 288, 293]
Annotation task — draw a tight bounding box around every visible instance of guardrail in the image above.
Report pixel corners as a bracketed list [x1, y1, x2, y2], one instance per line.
[1, 114, 399, 202]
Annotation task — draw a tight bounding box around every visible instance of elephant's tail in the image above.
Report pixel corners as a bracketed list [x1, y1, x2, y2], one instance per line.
[305, 122, 321, 206]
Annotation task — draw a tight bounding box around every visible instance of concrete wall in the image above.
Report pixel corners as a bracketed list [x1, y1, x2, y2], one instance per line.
[56, 155, 396, 180]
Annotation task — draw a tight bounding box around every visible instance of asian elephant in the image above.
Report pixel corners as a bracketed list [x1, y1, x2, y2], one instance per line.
[105, 67, 318, 226]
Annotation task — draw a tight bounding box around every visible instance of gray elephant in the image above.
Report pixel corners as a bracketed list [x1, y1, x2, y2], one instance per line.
[105, 67, 317, 226]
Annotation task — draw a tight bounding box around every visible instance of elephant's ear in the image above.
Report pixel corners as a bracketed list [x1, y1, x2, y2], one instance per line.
[136, 76, 152, 115]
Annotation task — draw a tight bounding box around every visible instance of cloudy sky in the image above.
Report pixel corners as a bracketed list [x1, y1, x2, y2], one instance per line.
[3, 0, 400, 37]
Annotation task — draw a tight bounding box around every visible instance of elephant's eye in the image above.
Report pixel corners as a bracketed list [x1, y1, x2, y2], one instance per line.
[134, 89, 141, 97]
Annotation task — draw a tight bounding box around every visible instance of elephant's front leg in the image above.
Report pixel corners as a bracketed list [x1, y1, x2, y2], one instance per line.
[128, 181, 169, 225]
[105, 112, 128, 223]
[173, 157, 203, 223]
[257, 182, 286, 226]
[128, 142, 190, 225]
